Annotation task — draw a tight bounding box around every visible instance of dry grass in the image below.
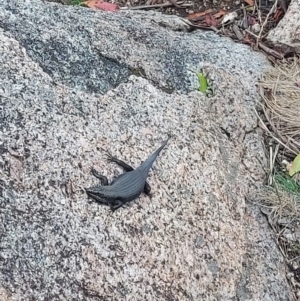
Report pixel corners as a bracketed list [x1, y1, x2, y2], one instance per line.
[258, 185, 300, 220]
[257, 57, 300, 299]
[258, 57, 300, 157]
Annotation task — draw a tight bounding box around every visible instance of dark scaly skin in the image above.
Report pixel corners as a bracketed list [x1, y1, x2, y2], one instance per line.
[85, 139, 169, 211]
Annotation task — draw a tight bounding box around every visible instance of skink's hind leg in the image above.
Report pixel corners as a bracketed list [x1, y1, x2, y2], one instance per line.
[144, 182, 152, 196]
[110, 200, 124, 212]
[106, 152, 134, 172]
[91, 168, 108, 185]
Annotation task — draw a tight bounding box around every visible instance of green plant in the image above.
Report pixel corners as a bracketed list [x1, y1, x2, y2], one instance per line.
[196, 72, 208, 93]
[274, 171, 300, 195]
[68, 0, 85, 5]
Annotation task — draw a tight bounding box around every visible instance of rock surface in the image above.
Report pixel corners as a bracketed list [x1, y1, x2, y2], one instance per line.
[0, 1, 293, 300]
[267, 0, 300, 53]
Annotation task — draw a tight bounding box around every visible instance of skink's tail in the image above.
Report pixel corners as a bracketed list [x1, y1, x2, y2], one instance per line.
[139, 138, 169, 174]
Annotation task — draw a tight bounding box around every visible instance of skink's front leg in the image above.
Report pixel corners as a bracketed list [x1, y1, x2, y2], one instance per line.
[91, 168, 109, 185]
[106, 152, 134, 172]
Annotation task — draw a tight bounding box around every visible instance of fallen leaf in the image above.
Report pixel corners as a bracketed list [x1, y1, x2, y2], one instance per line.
[205, 14, 212, 26]
[205, 13, 217, 27]
[221, 11, 238, 24]
[247, 15, 256, 26]
[243, 0, 254, 5]
[185, 9, 214, 20]
[186, 9, 226, 24]
[83, 0, 99, 7]
[289, 153, 300, 177]
[83, 0, 119, 11]
[243, 32, 251, 44]
[214, 10, 226, 19]
[273, 8, 283, 21]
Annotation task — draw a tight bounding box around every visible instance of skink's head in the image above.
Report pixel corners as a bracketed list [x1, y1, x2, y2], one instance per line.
[85, 186, 110, 203]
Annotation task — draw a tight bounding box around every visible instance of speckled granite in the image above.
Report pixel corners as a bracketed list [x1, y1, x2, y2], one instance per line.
[267, 0, 300, 53]
[0, 1, 293, 300]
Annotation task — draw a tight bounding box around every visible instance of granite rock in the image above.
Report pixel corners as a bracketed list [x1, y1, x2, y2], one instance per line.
[0, 1, 293, 300]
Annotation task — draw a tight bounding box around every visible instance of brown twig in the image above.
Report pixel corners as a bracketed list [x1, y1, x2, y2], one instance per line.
[257, 0, 279, 44]
[258, 41, 284, 59]
[120, 1, 191, 10]
[167, 0, 181, 8]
